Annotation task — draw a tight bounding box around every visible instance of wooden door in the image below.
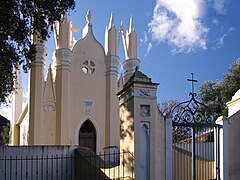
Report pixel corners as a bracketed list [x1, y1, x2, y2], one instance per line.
[79, 120, 96, 153]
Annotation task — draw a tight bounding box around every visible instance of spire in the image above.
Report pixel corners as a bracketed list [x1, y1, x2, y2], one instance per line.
[127, 15, 137, 59]
[82, 10, 93, 38]
[108, 12, 114, 29]
[121, 15, 140, 83]
[56, 13, 70, 49]
[86, 9, 92, 25]
[44, 64, 55, 102]
[129, 15, 134, 33]
[54, 12, 79, 49]
[12, 66, 23, 124]
[105, 12, 119, 56]
[120, 16, 138, 60]
[120, 21, 128, 58]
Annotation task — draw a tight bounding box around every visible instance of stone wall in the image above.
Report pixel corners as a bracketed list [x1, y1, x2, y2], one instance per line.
[0, 146, 77, 179]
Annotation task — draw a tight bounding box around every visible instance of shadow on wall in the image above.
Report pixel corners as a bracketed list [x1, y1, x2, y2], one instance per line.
[119, 104, 135, 177]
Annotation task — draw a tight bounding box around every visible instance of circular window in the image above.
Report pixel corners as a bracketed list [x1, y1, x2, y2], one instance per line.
[81, 59, 96, 75]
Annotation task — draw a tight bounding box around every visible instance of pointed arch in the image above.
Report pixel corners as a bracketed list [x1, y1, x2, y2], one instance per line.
[140, 123, 150, 180]
[74, 114, 101, 153]
[79, 120, 96, 152]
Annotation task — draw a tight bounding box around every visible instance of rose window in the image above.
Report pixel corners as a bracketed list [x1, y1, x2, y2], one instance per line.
[81, 59, 96, 75]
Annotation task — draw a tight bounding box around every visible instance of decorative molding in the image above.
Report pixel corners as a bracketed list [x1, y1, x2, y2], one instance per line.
[43, 105, 55, 112]
[135, 89, 156, 99]
[55, 48, 72, 67]
[35, 44, 47, 59]
[105, 56, 119, 68]
[140, 89, 150, 97]
[140, 105, 150, 117]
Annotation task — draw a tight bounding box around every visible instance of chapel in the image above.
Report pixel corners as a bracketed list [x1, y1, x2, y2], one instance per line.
[10, 11, 166, 179]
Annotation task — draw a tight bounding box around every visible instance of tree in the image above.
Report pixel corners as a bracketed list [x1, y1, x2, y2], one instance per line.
[0, 0, 75, 103]
[198, 58, 240, 119]
[221, 59, 240, 102]
[0, 125, 10, 146]
[158, 99, 179, 115]
[198, 81, 225, 120]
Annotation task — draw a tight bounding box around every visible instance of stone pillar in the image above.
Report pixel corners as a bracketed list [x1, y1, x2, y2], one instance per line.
[216, 116, 228, 180]
[104, 12, 120, 153]
[117, 69, 165, 180]
[105, 55, 120, 150]
[55, 48, 72, 145]
[28, 43, 46, 145]
[11, 67, 22, 145]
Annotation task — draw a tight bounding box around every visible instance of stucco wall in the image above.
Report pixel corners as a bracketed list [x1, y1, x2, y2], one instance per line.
[19, 111, 29, 145]
[227, 111, 240, 179]
[69, 31, 107, 152]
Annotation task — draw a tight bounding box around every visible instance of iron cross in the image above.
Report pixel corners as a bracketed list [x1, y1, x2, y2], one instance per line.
[187, 73, 198, 94]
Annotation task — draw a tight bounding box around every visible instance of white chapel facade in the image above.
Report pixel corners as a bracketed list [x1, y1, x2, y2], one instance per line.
[11, 10, 166, 179]
[12, 11, 122, 153]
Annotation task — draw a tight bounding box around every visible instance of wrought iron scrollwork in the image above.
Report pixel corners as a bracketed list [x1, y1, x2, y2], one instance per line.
[171, 73, 214, 125]
[172, 92, 213, 125]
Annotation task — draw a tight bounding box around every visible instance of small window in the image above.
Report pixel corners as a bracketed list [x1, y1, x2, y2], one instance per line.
[81, 58, 96, 75]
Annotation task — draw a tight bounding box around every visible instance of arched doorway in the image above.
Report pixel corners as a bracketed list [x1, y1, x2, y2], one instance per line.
[79, 120, 96, 153]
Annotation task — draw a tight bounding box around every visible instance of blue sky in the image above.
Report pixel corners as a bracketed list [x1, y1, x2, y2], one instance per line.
[1, 0, 240, 120]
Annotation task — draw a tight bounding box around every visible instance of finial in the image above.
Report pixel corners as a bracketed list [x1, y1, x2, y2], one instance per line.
[86, 10, 92, 25]
[129, 15, 134, 33]
[108, 12, 114, 29]
[120, 21, 124, 32]
[187, 73, 198, 95]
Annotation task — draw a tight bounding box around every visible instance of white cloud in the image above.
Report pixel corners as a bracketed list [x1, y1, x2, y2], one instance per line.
[140, 31, 153, 56]
[213, 0, 227, 15]
[147, 43, 152, 54]
[148, 0, 209, 53]
[215, 27, 234, 49]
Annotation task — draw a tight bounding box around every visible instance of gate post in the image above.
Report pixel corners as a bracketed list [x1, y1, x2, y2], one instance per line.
[216, 116, 228, 180]
[165, 114, 172, 180]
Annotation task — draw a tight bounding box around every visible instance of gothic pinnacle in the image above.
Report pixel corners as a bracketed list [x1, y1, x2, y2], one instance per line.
[129, 15, 134, 33]
[108, 12, 114, 29]
[86, 10, 92, 25]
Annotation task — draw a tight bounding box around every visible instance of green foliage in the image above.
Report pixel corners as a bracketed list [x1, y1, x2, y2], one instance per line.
[0, 0, 75, 103]
[198, 81, 226, 120]
[221, 60, 240, 102]
[198, 59, 240, 120]
[0, 125, 10, 146]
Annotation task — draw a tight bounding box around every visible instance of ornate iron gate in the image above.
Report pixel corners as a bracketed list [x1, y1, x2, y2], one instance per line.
[171, 74, 222, 180]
